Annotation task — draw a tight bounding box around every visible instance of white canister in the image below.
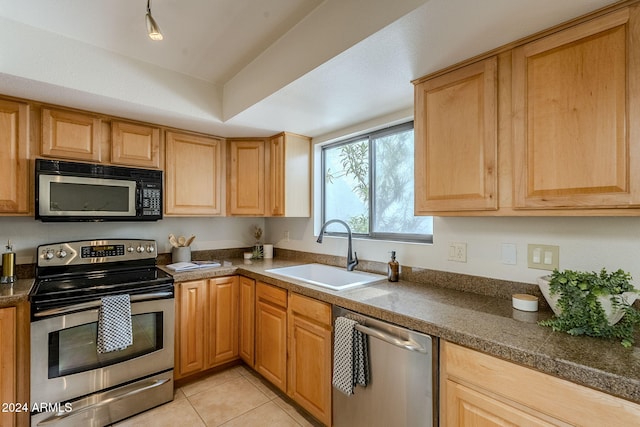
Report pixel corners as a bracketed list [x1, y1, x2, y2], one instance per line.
[263, 244, 274, 259]
[172, 246, 191, 263]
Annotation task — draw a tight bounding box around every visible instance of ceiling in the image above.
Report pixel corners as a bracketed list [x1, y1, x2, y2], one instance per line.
[0, 0, 619, 139]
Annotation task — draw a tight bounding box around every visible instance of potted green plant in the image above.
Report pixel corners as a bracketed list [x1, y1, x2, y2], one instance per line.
[537, 268, 640, 347]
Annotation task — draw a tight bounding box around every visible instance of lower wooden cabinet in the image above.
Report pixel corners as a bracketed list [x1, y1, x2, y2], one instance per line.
[0, 307, 16, 427]
[287, 293, 332, 426]
[255, 282, 288, 392]
[441, 341, 640, 426]
[238, 276, 256, 367]
[175, 277, 239, 380]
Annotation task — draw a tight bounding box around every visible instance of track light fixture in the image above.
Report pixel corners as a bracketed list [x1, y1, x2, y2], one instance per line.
[146, 0, 163, 41]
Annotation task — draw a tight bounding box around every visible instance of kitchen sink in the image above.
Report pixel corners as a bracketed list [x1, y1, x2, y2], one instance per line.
[265, 263, 386, 291]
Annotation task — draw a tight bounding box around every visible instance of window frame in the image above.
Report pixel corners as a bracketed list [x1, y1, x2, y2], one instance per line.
[320, 121, 433, 244]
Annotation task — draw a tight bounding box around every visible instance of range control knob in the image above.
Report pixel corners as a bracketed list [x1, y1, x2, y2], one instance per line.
[56, 249, 67, 258]
[127, 246, 135, 253]
[136, 245, 145, 253]
[146, 245, 155, 253]
[43, 250, 55, 260]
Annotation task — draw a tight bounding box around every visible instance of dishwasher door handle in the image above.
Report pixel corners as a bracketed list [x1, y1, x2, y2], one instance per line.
[355, 323, 427, 353]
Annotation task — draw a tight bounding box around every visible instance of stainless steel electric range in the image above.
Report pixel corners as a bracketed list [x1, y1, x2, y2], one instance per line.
[29, 239, 175, 427]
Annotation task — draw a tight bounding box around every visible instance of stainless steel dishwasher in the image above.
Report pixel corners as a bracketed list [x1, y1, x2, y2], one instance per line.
[332, 306, 438, 427]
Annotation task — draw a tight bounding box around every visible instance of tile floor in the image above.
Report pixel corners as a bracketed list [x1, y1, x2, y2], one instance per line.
[112, 365, 322, 427]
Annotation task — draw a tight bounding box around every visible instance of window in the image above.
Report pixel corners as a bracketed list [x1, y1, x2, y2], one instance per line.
[322, 122, 433, 242]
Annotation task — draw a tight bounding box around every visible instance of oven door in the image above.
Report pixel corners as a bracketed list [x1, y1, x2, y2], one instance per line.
[30, 297, 174, 406]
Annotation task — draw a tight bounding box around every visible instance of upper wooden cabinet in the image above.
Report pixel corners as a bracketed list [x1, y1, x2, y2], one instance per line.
[268, 132, 311, 217]
[512, 7, 640, 210]
[227, 139, 266, 216]
[415, 57, 498, 213]
[41, 108, 102, 162]
[165, 131, 225, 216]
[0, 99, 30, 214]
[111, 120, 161, 169]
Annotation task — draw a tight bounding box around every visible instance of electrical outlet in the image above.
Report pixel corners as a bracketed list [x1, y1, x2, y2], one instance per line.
[527, 244, 559, 271]
[284, 230, 290, 242]
[448, 242, 467, 263]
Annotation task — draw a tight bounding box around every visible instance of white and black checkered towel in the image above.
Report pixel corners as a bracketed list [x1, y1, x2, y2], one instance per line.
[97, 294, 133, 354]
[332, 316, 370, 396]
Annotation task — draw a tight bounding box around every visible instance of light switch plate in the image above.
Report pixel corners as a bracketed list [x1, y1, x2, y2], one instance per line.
[527, 244, 559, 271]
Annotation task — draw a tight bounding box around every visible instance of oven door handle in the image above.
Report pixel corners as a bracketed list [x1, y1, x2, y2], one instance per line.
[35, 377, 170, 425]
[33, 291, 173, 318]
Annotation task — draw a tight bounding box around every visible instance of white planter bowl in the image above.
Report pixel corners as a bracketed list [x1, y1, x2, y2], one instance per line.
[537, 276, 638, 326]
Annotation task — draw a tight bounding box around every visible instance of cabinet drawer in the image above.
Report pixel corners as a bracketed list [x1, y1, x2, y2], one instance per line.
[289, 293, 331, 326]
[256, 282, 287, 308]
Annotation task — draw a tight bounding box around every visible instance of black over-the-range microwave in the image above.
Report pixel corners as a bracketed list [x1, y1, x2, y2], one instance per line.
[35, 159, 163, 222]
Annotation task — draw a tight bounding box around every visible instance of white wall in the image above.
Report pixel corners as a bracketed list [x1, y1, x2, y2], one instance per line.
[5, 208, 638, 288]
[265, 216, 640, 285]
[0, 217, 265, 265]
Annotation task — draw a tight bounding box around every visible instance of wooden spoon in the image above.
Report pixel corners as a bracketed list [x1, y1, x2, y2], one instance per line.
[168, 234, 178, 248]
[185, 235, 196, 247]
[178, 236, 186, 247]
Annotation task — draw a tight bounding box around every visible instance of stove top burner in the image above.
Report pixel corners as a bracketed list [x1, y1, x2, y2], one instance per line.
[30, 238, 174, 319]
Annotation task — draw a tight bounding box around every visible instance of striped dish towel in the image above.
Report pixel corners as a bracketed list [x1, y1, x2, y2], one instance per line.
[332, 316, 370, 395]
[97, 294, 133, 353]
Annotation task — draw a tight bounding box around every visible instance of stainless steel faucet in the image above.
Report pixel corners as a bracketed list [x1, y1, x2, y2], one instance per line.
[316, 219, 359, 271]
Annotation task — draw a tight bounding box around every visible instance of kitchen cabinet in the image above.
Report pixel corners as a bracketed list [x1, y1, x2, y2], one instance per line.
[227, 139, 265, 216]
[440, 341, 640, 426]
[0, 307, 16, 427]
[41, 108, 102, 162]
[267, 132, 311, 217]
[512, 6, 640, 210]
[165, 131, 225, 216]
[208, 276, 239, 367]
[287, 293, 332, 426]
[175, 277, 239, 379]
[238, 276, 255, 367]
[414, 57, 498, 213]
[111, 120, 161, 169]
[255, 281, 287, 392]
[0, 99, 30, 215]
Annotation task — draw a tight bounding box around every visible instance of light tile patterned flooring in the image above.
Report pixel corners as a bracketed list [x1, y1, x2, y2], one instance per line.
[112, 365, 321, 427]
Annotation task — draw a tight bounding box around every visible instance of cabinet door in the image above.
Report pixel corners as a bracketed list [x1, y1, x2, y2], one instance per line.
[268, 133, 311, 217]
[41, 108, 102, 162]
[239, 276, 255, 367]
[441, 341, 640, 426]
[165, 131, 224, 215]
[444, 380, 556, 427]
[255, 282, 287, 392]
[414, 57, 498, 212]
[0, 99, 30, 214]
[0, 307, 16, 427]
[176, 280, 207, 378]
[512, 7, 640, 209]
[208, 276, 239, 367]
[111, 121, 161, 168]
[228, 139, 265, 215]
[288, 294, 332, 426]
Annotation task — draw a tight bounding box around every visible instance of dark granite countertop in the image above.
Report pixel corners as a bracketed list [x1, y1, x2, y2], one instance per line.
[167, 258, 640, 405]
[0, 279, 34, 308]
